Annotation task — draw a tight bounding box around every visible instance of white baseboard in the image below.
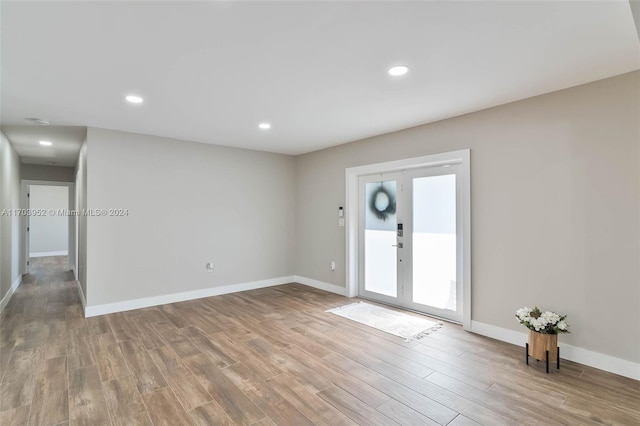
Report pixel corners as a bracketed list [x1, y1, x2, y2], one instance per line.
[30, 250, 68, 258]
[471, 320, 640, 381]
[84, 275, 295, 318]
[0, 274, 23, 313]
[293, 275, 347, 296]
[76, 280, 86, 310]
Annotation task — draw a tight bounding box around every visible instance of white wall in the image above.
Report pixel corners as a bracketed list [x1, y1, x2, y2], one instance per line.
[21, 164, 75, 182]
[75, 137, 88, 304]
[28, 185, 69, 256]
[295, 71, 640, 366]
[85, 128, 295, 308]
[0, 131, 22, 311]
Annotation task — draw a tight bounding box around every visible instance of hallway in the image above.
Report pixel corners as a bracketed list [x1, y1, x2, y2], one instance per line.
[0, 257, 78, 424]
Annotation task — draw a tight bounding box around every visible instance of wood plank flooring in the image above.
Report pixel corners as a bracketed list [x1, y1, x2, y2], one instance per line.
[1, 256, 639, 425]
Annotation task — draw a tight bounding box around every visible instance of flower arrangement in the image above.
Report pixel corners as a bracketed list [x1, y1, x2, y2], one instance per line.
[515, 306, 569, 334]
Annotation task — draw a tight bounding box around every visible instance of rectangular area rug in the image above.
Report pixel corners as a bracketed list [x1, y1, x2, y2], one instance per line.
[326, 301, 442, 341]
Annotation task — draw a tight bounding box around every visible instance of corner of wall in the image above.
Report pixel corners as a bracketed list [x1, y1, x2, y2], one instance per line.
[0, 274, 22, 314]
[0, 131, 23, 312]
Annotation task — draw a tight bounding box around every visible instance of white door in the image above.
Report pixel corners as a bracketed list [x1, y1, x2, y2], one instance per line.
[358, 172, 403, 307]
[358, 164, 463, 323]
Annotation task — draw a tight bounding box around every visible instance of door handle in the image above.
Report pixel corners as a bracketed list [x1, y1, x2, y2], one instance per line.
[392, 243, 403, 248]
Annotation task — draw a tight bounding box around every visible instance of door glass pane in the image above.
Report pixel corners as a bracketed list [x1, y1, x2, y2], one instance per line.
[412, 174, 456, 310]
[364, 180, 397, 297]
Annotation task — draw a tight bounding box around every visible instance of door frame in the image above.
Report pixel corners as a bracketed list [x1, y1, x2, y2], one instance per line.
[345, 149, 471, 330]
[20, 180, 76, 276]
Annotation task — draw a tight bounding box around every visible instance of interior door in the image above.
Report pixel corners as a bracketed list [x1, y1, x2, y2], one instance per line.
[358, 164, 463, 323]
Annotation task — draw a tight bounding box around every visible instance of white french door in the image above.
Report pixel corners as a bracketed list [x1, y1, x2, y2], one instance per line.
[358, 164, 464, 323]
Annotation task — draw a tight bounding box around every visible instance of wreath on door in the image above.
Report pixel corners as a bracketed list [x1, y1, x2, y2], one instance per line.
[369, 183, 396, 221]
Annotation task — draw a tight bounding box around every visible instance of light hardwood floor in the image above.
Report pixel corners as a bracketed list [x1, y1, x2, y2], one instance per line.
[1, 256, 638, 425]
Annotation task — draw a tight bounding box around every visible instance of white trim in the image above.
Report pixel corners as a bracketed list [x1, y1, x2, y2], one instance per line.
[471, 320, 640, 381]
[76, 280, 86, 310]
[0, 275, 23, 313]
[345, 150, 472, 329]
[84, 276, 295, 317]
[29, 250, 69, 258]
[293, 275, 347, 296]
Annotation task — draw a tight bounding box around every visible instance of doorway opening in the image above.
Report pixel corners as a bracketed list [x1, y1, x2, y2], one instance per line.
[28, 185, 69, 258]
[21, 180, 76, 277]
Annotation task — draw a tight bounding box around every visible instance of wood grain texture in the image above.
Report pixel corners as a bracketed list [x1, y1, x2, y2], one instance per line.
[105, 313, 137, 343]
[449, 414, 483, 426]
[0, 405, 31, 426]
[190, 401, 234, 426]
[102, 376, 152, 426]
[68, 366, 110, 426]
[180, 326, 237, 368]
[87, 315, 111, 336]
[0, 348, 41, 411]
[318, 385, 398, 426]
[1, 256, 639, 426]
[148, 345, 212, 410]
[141, 387, 193, 426]
[67, 327, 95, 371]
[266, 373, 357, 426]
[29, 356, 69, 426]
[221, 363, 315, 426]
[184, 353, 266, 425]
[118, 339, 167, 394]
[151, 321, 201, 358]
[41, 321, 67, 360]
[376, 399, 440, 425]
[91, 333, 131, 382]
[323, 351, 457, 424]
[13, 320, 45, 352]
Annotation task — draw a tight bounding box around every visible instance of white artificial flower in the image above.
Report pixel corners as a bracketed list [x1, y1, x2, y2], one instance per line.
[516, 306, 568, 333]
[516, 307, 531, 321]
[531, 318, 542, 331]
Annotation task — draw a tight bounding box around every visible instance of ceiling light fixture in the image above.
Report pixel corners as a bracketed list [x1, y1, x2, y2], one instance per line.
[258, 123, 271, 130]
[39, 140, 52, 146]
[125, 95, 144, 104]
[388, 65, 409, 76]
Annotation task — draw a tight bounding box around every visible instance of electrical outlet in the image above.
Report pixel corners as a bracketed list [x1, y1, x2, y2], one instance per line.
[330, 261, 336, 271]
[206, 262, 214, 272]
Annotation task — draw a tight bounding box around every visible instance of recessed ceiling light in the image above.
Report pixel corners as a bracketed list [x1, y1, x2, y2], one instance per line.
[258, 123, 271, 130]
[388, 65, 409, 76]
[39, 140, 52, 146]
[125, 95, 144, 104]
[46, 161, 56, 165]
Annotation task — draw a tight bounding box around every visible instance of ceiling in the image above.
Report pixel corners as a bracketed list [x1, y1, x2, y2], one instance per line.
[1, 126, 86, 167]
[1, 1, 639, 166]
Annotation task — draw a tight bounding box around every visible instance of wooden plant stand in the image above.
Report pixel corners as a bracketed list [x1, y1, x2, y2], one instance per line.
[525, 330, 560, 373]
